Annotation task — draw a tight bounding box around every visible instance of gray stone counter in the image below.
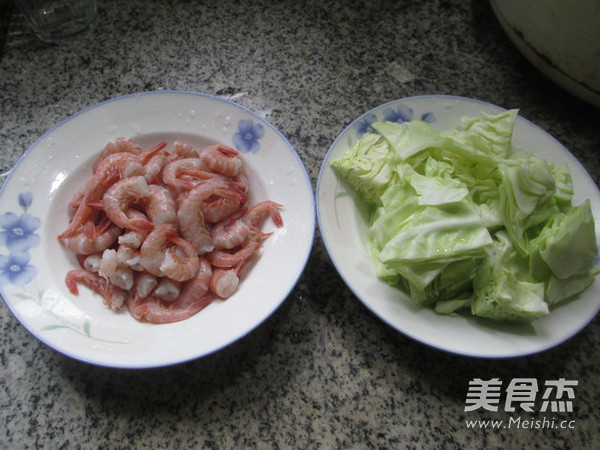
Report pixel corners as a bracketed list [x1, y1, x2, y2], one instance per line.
[1, 0, 599, 448]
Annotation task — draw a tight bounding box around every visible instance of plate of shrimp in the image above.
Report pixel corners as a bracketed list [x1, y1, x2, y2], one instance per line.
[0, 91, 315, 368]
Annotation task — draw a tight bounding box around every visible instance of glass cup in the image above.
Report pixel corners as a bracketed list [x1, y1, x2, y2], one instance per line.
[14, 0, 97, 43]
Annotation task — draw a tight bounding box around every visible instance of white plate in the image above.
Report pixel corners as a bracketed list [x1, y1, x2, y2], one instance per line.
[317, 95, 600, 358]
[490, 0, 600, 109]
[0, 91, 315, 368]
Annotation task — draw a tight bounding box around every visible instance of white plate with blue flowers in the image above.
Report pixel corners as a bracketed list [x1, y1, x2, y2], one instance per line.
[0, 91, 315, 368]
[317, 95, 600, 358]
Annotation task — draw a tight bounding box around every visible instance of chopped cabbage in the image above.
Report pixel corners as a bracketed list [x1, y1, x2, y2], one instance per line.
[331, 109, 598, 322]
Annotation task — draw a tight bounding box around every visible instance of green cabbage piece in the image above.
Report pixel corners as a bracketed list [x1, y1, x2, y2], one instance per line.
[471, 232, 549, 322]
[331, 109, 598, 323]
[330, 133, 393, 205]
[529, 200, 598, 304]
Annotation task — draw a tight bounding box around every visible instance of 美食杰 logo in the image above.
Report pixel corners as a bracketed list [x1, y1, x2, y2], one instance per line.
[463, 378, 578, 430]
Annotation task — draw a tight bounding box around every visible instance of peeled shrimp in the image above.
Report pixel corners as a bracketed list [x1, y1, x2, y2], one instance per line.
[198, 144, 242, 177]
[162, 157, 209, 192]
[103, 176, 154, 231]
[206, 241, 262, 268]
[159, 234, 200, 282]
[61, 222, 121, 255]
[127, 291, 213, 324]
[144, 151, 167, 184]
[98, 248, 135, 291]
[65, 269, 128, 311]
[89, 142, 166, 200]
[134, 272, 158, 298]
[210, 266, 241, 298]
[172, 140, 199, 159]
[61, 138, 284, 324]
[93, 137, 143, 172]
[127, 257, 213, 324]
[212, 201, 283, 250]
[147, 184, 177, 226]
[139, 224, 174, 277]
[177, 179, 245, 254]
[117, 209, 151, 249]
[153, 278, 181, 302]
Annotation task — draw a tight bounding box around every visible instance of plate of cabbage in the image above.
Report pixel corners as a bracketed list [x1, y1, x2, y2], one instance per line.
[317, 95, 600, 358]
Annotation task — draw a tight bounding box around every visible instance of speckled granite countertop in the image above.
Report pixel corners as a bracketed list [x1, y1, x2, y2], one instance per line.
[1, 0, 599, 448]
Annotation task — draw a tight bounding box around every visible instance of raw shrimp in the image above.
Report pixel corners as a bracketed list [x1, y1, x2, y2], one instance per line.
[147, 185, 177, 226]
[117, 209, 151, 249]
[243, 200, 284, 228]
[198, 144, 242, 177]
[211, 208, 252, 250]
[202, 197, 244, 224]
[177, 179, 245, 254]
[103, 176, 154, 231]
[89, 142, 166, 200]
[162, 157, 209, 192]
[115, 243, 142, 270]
[65, 269, 128, 311]
[206, 241, 262, 268]
[128, 292, 213, 324]
[172, 140, 198, 159]
[128, 257, 213, 324]
[60, 222, 121, 255]
[61, 137, 284, 325]
[159, 234, 200, 282]
[210, 266, 241, 298]
[98, 248, 135, 291]
[134, 272, 158, 298]
[93, 137, 143, 172]
[82, 254, 102, 272]
[139, 224, 174, 277]
[139, 224, 198, 281]
[211, 201, 283, 249]
[144, 151, 167, 184]
[153, 278, 181, 302]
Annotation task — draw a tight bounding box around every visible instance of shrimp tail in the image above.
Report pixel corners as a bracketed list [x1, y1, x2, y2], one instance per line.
[139, 141, 168, 164]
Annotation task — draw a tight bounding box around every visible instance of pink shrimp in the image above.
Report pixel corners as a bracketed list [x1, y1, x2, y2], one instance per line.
[211, 201, 283, 250]
[58, 154, 145, 240]
[153, 278, 181, 302]
[93, 137, 143, 172]
[134, 272, 158, 298]
[60, 222, 121, 255]
[65, 269, 128, 311]
[202, 197, 244, 224]
[144, 151, 167, 184]
[243, 200, 284, 228]
[128, 292, 213, 324]
[117, 210, 151, 249]
[98, 248, 135, 291]
[172, 140, 199, 159]
[206, 241, 262, 268]
[210, 265, 242, 298]
[162, 157, 209, 192]
[211, 208, 253, 250]
[89, 141, 166, 200]
[147, 184, 177, 226]
[102, 176, 154, 232]
[139, 224, 174, 277]
[198, 144, 242, 177]
[177, 179, 245, 254]
[160, 234, 200, 282]
[127, 258, 213, 323]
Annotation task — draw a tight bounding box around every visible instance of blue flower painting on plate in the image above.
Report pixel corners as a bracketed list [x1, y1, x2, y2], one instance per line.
[0, 192, 40, 286]
[233, 119, 265, 153]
